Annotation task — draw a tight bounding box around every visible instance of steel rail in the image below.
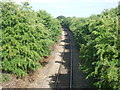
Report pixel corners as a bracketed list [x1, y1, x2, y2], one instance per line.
[54, 28, 73, 90]
[54, 29, 67, 89]
[67, 29, 73, 90]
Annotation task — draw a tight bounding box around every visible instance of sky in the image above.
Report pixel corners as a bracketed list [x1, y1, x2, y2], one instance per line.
[7, 0, 120, 18]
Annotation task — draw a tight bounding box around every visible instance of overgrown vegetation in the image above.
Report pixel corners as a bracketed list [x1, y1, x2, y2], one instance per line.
[58, 6, 119, 89]
[0, 1, 61, 77]
[0, 73, 12, 82]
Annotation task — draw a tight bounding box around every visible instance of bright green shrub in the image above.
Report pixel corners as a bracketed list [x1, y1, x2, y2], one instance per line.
[62, 7, 119, 89]
[1, 1, 61, 77]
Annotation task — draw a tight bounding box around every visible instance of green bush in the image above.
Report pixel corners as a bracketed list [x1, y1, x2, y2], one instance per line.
[1, 1, 61, 77]
[62, 8, 119, 89]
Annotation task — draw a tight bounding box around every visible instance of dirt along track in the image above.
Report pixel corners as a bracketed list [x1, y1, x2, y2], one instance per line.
[50, 28, 90, 88]
[2, 28, 90, 88]
[2, 28, 67, 88]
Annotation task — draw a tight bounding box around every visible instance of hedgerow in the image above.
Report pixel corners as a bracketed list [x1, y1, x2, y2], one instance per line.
[59, 7, 119, 89]
[0, 1, 61, 77]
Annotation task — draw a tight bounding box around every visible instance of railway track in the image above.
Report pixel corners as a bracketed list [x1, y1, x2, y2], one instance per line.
[54, 28, 73, 89]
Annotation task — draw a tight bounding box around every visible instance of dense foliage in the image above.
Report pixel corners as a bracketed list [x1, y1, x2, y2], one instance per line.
[0, 1, 61, 77]
[60, 7, 119, 89]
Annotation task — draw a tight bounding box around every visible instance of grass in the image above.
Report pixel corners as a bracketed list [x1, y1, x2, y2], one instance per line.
[0, 73, 12, 82]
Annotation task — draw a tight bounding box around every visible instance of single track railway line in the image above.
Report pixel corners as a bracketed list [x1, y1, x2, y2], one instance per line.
[54, 28, 73, 89]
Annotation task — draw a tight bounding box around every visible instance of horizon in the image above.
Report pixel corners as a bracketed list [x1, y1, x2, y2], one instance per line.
[3, 0, 119, 18]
